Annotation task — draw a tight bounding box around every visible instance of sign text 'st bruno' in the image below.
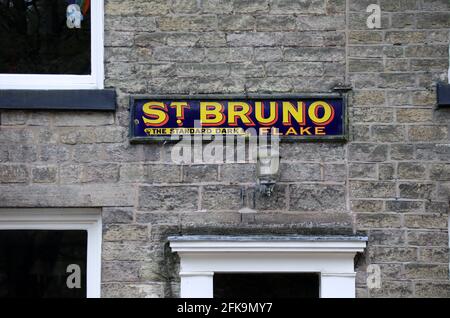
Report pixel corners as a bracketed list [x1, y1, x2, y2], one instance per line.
[130, 95, 346, 141]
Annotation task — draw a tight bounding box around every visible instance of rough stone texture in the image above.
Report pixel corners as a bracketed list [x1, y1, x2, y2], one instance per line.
[289, 184, 346, 212]
[0, 0, 449, 298]
[201, 185, 243, 211]
[103, 224, 149, 241]
[31, 166, 58, 183]
[103, 207, 134, 224]
[138, 186, 198, 211]
[0, 164, 28, 183]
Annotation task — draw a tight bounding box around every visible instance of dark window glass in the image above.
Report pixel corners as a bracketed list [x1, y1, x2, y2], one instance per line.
[0, 230, 87, 298]
[0, 0, 91, 74]
[214, 273, 320, 298]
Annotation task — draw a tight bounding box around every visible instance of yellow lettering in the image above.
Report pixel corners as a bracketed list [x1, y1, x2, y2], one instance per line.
[300, 127, 312, 135]
[282, 102, 306, 126]
[285, 127, 298, 135]
[170, 101, 189, 119]
[200, 102, 225, 126]
[228, 102, 255, 126]
[271, 128, 283, 135]
[255, 101, 278, 126]
[142, 101, 168, 127]
[315, 127, 326, 135]
[308, 101, 335, 125]
[260, 127, 270, 135]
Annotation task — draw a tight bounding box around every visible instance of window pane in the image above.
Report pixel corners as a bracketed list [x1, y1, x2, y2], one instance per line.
[0, 0, 91, 75]
[0, 230, 87, 298]
[214, 273, 320, 298]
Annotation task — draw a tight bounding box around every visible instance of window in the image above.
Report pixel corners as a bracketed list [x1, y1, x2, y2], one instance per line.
[214, 273, 320, 298]
[0, 0, 104, 89]
[0, 230, 88, 298]
[0, 208, 102, 298]
[169, 235, 367, 298]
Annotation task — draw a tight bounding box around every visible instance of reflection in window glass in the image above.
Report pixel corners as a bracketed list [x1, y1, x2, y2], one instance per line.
[0, 0, 91, 75]
[0, 230, 87, 298]
[214, 273, 320, 298]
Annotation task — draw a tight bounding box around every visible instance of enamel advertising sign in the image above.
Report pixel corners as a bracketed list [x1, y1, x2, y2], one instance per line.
[130, 95, 347, 141]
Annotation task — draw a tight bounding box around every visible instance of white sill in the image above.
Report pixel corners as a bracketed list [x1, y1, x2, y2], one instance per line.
[0, 74, 103, 90]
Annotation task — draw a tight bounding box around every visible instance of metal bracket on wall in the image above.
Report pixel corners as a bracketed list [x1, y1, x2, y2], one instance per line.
[437, 83, 450, 107]
[333, 83, 353, 95]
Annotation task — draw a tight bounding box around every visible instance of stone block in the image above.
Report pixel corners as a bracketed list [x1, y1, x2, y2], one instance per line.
[350, 181, 396, 198]
[399, 183, 434, 199]
[369, 246, 418, 262]
[82, 163, 120, 183]
[102, 261, 140, 282]
[398, 162, 427, 180]
[289, 184, 346, 212]
[103, 224, 149, 241]
[279, 162, 321, 182]
[103, 207, 134, 224]
[145, 165, 182, 183]
[201, 185, 243, 210]
[348, 144, 388, 162]
[31, 166, 57, 183]
[0, 164, 28, 183]
[404, 214, 448, 229]
[139, 186, 198, 211]
[407, 231, 448, 246]
[404, 263, 448, 280]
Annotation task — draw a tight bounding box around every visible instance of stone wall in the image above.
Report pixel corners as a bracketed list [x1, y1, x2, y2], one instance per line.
[0, 0, 449, 297]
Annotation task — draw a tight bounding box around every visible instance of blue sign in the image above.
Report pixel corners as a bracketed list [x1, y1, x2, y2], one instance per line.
[130, 95, 346, 141]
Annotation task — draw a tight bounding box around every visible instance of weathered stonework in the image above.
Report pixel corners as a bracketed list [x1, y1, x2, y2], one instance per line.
[1, 0, 449, 297]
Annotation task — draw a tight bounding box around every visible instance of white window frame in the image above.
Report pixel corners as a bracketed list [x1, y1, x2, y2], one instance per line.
[169, 235, 367, 298]
[0, 0, 104, 90]
[0, 208, 102, 298]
